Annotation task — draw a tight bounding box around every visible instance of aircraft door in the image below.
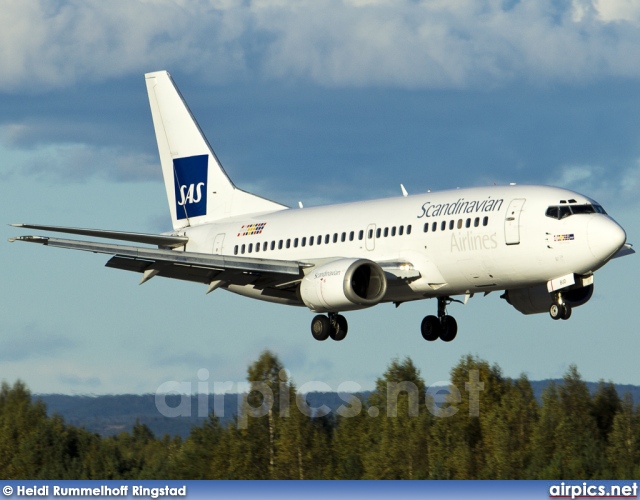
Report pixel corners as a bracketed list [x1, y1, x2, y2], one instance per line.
[366, 224, 376, 251]
[213, 233, 225, 254]
[504, 199, 525, 245]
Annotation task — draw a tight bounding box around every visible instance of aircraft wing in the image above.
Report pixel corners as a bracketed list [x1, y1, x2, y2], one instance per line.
[9, 232, 308, 298]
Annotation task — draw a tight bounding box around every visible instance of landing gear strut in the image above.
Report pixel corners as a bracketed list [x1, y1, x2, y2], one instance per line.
[421, 297, 458, 342]
[311, 313, 348, 341]
[549, 292, 572, 320]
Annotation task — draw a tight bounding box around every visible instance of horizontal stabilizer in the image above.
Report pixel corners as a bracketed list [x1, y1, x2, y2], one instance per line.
[10, 224, 188, 248]
[611, 243, 635, 260]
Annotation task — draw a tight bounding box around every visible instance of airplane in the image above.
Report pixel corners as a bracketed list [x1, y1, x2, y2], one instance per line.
[9, 71, 635, 343]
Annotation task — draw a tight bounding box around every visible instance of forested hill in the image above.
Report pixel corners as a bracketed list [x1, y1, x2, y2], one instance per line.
[36, 380, 640, 439]
[3, 354, 640, 479]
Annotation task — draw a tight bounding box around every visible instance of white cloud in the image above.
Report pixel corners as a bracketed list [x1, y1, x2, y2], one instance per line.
[550, 160, 640, 210]
[1, 0, 640, 91]
[594, 0, 640, 24]
[0, 125, 159, 182]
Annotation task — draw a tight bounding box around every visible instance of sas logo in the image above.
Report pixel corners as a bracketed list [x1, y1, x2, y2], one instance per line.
[173, 155, 208, 220]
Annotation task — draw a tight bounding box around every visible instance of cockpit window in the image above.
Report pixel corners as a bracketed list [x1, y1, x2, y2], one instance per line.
[545, 203, 607, 220]
[559, 206, 572, 219]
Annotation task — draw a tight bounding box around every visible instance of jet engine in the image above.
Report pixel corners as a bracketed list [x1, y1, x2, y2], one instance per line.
[502, 283, 594, 315]
[300, 258, 387, 313]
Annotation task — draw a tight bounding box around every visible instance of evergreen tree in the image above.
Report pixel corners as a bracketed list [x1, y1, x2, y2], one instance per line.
[530, 366, 604, 478]
[333, 395, 368, 479]
[591, 380, 621, 443]
[606, 393, 639, 478]
[429, 355, 507, 479]
[362, 357, 431, 479]
[173, 413, 225, 478]
[481, 374, 538, 478]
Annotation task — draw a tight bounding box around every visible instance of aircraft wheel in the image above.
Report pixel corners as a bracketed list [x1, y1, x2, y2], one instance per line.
[421, 315, 440, 341]
[439, 315, 458, 342]
[561, 306, 572, 320]
[549, 303, 566, 321]
[311, 315, 331, 341]
[330, 314, 348, 341]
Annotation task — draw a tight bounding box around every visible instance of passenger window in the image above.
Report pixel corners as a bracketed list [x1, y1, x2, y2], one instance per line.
[278, 240, 283, 250]
[432, 222, 437, 232]
[292, 238, 297, 248]
[376, 228, 381, 238]
[441, 221, 446, 231]
[341, 232, 346, 242]
[301, 237, 306, 247]
[483, 216, 489, 226]
[271, 241, 275, 250]
[424, 223, 429, 233]
[241, 244, 246, 254]
[317, 235, 322, 245]
[465, 218, 471, 228]
[349, 231, 354, 241]
[449, 220, 454, 230]
[263, 242, 268, 251]
[333, 233, 338, 243]
[474, 217, 479, 227]
[359, 230, 364, 240]
[286, 239, 291, 248]
[255, 243, 260, 253]
[457, 219, 462, 229]
[368, 229, 373, 239]
[234, 245, 238, 255]
[384, 227, 389, 237]
[325, 234, 330, 244]
[399, 226, 404, 236]
[391, 227, 396, 237]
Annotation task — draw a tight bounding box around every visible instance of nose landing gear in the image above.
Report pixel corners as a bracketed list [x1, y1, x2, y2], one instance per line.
[549, 292, 572, 320]
[311, 313, 348, 341]
[421, 296, 458, 342]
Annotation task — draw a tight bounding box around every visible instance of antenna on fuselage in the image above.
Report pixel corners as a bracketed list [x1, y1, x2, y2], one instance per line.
[400, 184, 408, 197]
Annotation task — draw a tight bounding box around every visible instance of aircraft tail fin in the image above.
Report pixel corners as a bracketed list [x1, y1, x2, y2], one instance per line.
[144, 71, 287, 230]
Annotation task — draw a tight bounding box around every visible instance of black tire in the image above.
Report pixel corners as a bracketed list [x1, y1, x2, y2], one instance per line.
[330, 314, 348, 341]
[561, 306, 572, 320]
[311, 315, 330, 341]
[421, 315, 440, 341]
[440, 315, 458, 342]
[549, 303, 565, 320]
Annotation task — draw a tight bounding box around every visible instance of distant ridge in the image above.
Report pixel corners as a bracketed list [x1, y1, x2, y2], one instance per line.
[36, 380, 640, 439]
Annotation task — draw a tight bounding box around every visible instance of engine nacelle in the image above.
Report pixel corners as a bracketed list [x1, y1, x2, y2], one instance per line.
[300, 258, 387, 313]
[503, 283, 594, 315]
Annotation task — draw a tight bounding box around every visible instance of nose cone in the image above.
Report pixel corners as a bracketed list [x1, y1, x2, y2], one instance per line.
[587, 216, 626, 262]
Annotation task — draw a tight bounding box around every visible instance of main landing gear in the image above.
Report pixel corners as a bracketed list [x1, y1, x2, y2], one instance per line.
[311, 313, 348, 341]
[549, 292, 572, 320]
[421, 296, 458, 342]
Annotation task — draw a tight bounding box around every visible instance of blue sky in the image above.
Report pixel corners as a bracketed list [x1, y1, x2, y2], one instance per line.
[2, 0, 640, 394]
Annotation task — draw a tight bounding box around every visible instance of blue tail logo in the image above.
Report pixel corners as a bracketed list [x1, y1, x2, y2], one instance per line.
[173, 155, 208, 220]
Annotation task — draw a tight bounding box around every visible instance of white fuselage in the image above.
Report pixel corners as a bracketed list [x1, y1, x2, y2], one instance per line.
[177, 184, 625, 305]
